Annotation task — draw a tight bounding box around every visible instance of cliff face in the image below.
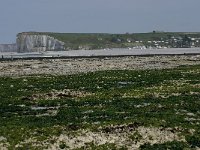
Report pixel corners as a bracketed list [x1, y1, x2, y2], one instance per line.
[0, 44, 17, 52]
[17, 33, 65, 52]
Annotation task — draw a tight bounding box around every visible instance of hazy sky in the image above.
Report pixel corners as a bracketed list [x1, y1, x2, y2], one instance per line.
[0, 0, 200, 43]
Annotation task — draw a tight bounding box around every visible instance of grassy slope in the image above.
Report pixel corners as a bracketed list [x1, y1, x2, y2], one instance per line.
[1, 65, 200, 149]
[48, 32, 200, 49]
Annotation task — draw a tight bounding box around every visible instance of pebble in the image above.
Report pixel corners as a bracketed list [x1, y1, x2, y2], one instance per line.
[0, 55, 200, 77]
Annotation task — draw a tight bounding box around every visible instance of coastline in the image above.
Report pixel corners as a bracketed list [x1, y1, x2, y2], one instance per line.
[1, 48, 200, 60]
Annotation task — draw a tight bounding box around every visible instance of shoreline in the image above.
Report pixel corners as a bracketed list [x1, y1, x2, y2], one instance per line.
[1, 48, 200, 60]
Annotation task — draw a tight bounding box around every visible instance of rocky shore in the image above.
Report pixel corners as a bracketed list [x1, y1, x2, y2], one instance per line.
[1, 55, 200, 77]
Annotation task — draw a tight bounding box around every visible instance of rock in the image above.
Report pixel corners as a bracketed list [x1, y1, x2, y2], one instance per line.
[16, 32, 65, 52]
[0, 44, 17, 52]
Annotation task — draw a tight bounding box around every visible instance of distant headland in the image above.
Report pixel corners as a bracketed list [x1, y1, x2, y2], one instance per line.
[1, 31, 200, 53]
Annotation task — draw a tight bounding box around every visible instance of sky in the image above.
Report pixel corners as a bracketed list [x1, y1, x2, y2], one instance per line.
[0, 0, 200, 43]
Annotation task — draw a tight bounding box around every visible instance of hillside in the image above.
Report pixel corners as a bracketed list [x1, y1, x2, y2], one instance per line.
[45, 32, 200, 50]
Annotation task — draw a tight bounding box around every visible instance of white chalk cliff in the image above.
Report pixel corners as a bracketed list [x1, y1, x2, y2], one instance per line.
[17, 33, 65, 52]
[0, 44, 17, 52]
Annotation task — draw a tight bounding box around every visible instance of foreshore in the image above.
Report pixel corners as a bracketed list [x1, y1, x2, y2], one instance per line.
[1, 55, 200, 77]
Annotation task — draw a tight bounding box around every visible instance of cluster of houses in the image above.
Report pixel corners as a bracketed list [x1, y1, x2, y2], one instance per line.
[169, 36, 200, 48]
[125, 36, 200, 49]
